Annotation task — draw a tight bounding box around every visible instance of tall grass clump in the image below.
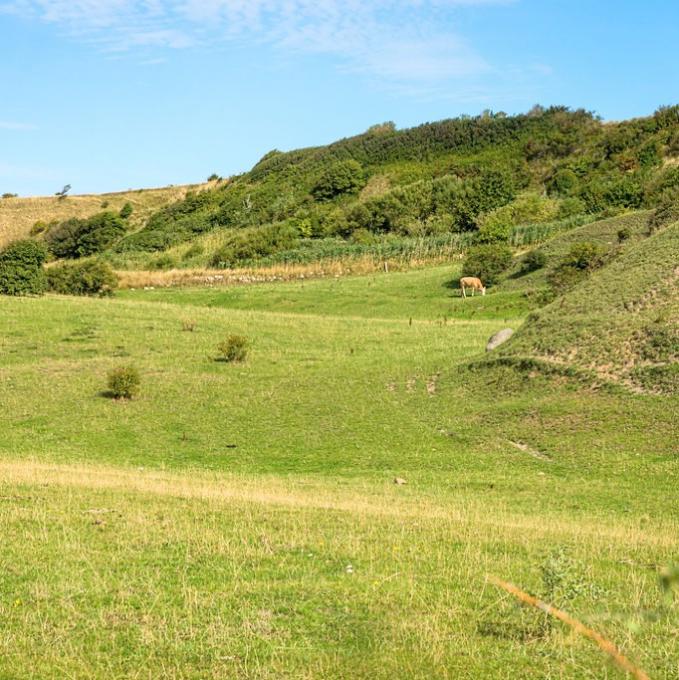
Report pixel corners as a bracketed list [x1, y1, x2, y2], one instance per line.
[107, 366, 141, 400]
[215, 335, 249, 363]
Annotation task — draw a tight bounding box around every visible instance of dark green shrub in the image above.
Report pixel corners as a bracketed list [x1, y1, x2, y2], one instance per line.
[211, 223, 298, 268]
[101, 200, 110, 208]
[648, 201, 679, 233]
[603, 176, 643, 208]
[637, 141, 661, 168]
[45, 211, 126, 259]
[462, 243, 513, 284]
[475, 221, 510, 244]
[546, 264, 587, 295]
[311, 160, 366, 201]
[119, 202, 133, 219]
[617, 227, 631, 242]
[182, 243, 205, 260]
[107, 366, 140, 399]
[561, 241, 606, 270]
[215, 335, 249, 363]
[644, 167, 679, 206]
[30, 220, 49, 235]
[557, 197, 587, 218]
[2, 192, 18, 199]
[520, 249, 547, 274]
[46, 260, 118, 296]
[548, 168, 579, 196]
[547, 241, 606, 294]
[0, 239, 48, 295]
[639, 322, 679, 362]
[150, 254, 177, 270]
[350, 228, 379, 245]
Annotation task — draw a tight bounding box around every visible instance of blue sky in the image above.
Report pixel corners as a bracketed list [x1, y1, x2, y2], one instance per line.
[1, 1, 677, 196]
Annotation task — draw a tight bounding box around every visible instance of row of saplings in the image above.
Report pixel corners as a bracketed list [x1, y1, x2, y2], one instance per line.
[0, 240, 117, 297]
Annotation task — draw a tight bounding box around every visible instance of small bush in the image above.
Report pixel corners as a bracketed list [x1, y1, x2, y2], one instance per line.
[182, 243, 205, 261]
[557, 197, 587, 218]
[0, 239, 48, 295]
[119, 202, 133, 219]
[617, 227, 631, 242]
[548, 169, 579, 196]
[30, 220, 49, 235]
[547, 241, 606, 295]
[215, 335, 249, 363]
[107, 366, 140, 399]
[462, 243, 513, 285]
[520, 249, 547, 274]
[648, 200, 679, 233]
[2, 192, 18, 199]
[46, 260, 118, 296]
[560, 241, 606, 271]
[150, 254, 177, 270]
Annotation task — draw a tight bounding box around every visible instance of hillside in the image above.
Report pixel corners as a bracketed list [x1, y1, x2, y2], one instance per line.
[497, 216, 679, 393]
[4, 105, 676, 274]
[104, 105, 678, 271]
[0, 183, 211, 249]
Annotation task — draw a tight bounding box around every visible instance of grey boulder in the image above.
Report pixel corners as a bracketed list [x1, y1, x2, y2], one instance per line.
[486, 328, 514, 352]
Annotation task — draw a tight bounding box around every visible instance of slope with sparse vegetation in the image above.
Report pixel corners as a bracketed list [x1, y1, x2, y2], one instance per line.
[497, 216, 679, 392]
[0, 183, 212, 249]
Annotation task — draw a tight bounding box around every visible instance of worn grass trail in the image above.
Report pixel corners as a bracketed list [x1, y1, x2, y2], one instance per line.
[1, 264, 678, 678]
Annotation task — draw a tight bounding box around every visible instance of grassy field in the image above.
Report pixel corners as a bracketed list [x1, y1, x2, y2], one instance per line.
[0, 183, 210, 249]
[1, 262, 678, 678]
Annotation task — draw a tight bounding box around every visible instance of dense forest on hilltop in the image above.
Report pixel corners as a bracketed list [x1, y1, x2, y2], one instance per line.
[14, 105, 679, 270]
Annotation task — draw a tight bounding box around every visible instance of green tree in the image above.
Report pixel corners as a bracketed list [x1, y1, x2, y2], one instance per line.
[311, 160, 366, 201]
[46, 211, 126, 259]
[462, 243, 513, 284]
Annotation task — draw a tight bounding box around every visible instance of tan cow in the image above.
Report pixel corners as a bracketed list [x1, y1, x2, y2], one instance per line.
[460, 276, 486, 298]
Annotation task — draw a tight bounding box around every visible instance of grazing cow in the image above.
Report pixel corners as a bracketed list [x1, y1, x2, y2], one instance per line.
[460, 276, 486, 298]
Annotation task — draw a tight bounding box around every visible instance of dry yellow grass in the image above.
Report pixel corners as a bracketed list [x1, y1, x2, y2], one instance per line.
[0, 182, 213, 248]
[2, 460, 676, 549]
[116, 254, 460, 289]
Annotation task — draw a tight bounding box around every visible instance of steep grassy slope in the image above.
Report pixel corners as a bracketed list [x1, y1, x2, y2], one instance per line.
[504, 210, 654, 289]
[499, 220, 679, 392]
[0, 183, 210, 248]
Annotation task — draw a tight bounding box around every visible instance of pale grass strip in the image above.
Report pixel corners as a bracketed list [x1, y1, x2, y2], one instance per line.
[488, 576, 650, 680]
[115, 255, 456, 290]
[1, 460, 677, 549]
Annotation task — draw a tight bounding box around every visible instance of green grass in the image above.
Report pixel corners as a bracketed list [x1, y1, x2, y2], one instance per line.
[117, 264, 533, 321]
[1, 259, 678, 678]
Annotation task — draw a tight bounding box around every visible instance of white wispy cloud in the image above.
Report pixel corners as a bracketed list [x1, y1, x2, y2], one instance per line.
[0, 1, 519, 86]
[0, 120, 38, 131]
